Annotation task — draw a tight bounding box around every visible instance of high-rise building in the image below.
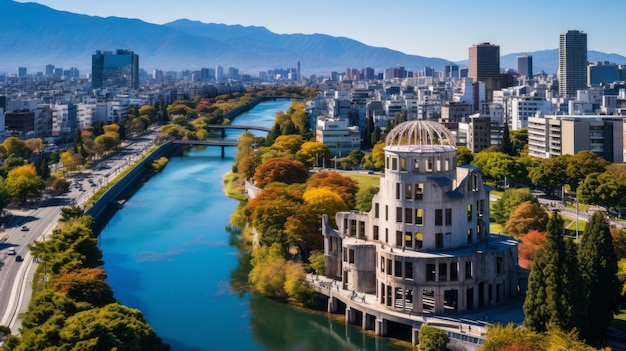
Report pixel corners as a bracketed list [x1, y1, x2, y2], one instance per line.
[91, 49, 139, 89]
[468, 43, 500, 103]
[443, 64, 459, 79]
[558, 30, 587, 98]
[18, 67, 27, 78]
[215, 65, 224, 81]
[517, 54, 533, 78]
[45, 64, 55, 76]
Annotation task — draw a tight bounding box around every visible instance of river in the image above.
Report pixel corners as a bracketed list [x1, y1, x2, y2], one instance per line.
[100, 100, 409, 351]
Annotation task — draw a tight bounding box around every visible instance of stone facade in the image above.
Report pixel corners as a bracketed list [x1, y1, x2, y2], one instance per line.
[322, 120, 523, 315]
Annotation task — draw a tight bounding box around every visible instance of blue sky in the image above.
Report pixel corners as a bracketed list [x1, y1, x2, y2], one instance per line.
[15, 0, 626, 60]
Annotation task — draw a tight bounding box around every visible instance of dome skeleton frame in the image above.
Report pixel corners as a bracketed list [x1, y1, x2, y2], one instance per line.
[385, 121, 456, 149]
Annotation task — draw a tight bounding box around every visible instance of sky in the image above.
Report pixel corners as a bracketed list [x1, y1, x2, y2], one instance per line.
[14, 0, 626, 61]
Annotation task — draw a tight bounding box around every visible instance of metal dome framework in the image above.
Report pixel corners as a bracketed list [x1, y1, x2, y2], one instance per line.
[385, 120, 456, 149]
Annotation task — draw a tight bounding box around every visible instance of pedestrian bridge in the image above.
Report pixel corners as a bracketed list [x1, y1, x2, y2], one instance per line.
[204, 124, 272, 137]
[170, 139, 240, 157]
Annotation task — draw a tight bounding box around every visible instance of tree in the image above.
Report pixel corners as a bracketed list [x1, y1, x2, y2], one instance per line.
[578, 211, 619, 343]
[5, 164, 45, 202]
[491, 188, 537, 225]
[504, 201, 549, 237]
[52, 268, 115, 307]
[566, 150, 609, 191]
[271, 135, 304, 156]
[253, 158, 309, 188]
[306, 171, 359, 209]
[355, 185, 379, 212]
[249, 243, 288, 298]
[577, 172, 623, 210]
[94, 134, 120, 154]
[51, 177, 70, 194]
[523, 213, 586, 334]
[456, 146, 473, 166]
[1, 137, 32, 159]
[60, 149, 84, 172]
[528, 156, 568, 197]
[611, 228, 626, 259]
[418, 325, 449, 351]
[501, 123, 514, 156]
[294, 141, 330, 167]
[339, 149, 364, 170]
[517, 230, 546, 269]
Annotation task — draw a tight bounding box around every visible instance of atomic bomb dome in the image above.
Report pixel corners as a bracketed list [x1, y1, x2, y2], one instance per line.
[385, 120, 456, 151]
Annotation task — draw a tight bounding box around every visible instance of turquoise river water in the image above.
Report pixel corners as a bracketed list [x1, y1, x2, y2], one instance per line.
[100, 100, 409, 351]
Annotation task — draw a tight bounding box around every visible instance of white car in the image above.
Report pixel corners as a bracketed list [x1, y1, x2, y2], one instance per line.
[20, 225, 29, 231]
[7, 248, 16, 255]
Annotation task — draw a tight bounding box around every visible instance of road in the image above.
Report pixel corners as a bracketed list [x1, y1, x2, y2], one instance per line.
[0, 128, 159, 333]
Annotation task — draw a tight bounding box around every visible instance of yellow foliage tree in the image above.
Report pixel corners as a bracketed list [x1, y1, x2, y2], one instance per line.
[5, 163, 45, 202]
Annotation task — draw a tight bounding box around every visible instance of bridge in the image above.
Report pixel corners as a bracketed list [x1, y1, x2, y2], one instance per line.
[204, 124, 272, 137]
[170, 139, 240, 157]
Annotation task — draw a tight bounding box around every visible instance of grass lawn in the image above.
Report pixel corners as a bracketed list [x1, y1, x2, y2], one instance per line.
[345, 173, 381, 190]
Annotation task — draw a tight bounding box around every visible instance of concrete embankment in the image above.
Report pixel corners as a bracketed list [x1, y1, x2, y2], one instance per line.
[86, 142, 181, 229]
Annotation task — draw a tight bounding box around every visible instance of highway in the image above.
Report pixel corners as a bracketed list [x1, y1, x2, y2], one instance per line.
[0, 128, 159, 333]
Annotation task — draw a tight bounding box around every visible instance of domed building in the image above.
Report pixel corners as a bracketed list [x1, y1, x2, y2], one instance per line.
[322, 120, 523, 315]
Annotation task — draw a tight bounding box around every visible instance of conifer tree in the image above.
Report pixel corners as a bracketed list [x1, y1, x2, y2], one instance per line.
[501, 123, 514, 156]
[524, 212, 584, 333]
[578, 211, 619, 343]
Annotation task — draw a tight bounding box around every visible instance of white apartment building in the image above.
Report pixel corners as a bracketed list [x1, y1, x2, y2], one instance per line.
[507, 95, 552, 130]
[528, 115, 625, 162]
[315, 118, 361, 157]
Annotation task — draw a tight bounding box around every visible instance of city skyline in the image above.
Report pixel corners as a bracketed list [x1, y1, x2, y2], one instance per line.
[12, 0, 626, 61]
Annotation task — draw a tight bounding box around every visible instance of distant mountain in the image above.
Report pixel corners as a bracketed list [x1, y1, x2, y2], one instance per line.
[0, 0, 450, 74]
[2, 1, 624, 76]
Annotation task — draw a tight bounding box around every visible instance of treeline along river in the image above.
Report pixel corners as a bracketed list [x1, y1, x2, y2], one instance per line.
[100, 100, 409, 351]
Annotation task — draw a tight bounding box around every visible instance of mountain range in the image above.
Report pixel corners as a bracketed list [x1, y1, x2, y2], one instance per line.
[1, 0, 625, 76]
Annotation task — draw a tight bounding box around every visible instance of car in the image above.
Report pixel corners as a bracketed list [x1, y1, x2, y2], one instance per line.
[7, 248, 16, 255]
[15, 255, 23, 262]
[20, 225, 29, 231]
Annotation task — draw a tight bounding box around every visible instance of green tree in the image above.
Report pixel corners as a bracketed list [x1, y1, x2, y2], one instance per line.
[52, 268, 115, 307]
[355, 185, 379, 212]
[578, 211, 620, 343]
[577, 172, 623, 210]
[523, 213, 586, 333]
[566, 150, 609, 191]
[456, 146, 473, 166]
[500, 123, 514, 156]
[491, 188, 537, 225]
[528, 156, 568, 197]
[418, 325, 449, 351]
[1, 137, 32, 159]
[510, 128, 528, 156]
[51, 177, 70, 194]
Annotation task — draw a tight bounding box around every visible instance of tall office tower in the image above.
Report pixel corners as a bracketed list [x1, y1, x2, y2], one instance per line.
[558, 30, 587, 98]
[18, 67, 27, 78]
[297, 61, 301, 80]
[443, 64, 459, 79]
[215, 65, 224, 81]
[468, 42, 500, 102]
[45, 64, 55, 76]
[361, 67, 375, 80]
[517, 54, 533, 78]
[91, 49, 139, 89]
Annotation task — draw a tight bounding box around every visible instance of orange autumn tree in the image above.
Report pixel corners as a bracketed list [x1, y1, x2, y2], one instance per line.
[504, 201, 549, 238]
[518, 230, 547, 269]
[306, 171, 359, 209]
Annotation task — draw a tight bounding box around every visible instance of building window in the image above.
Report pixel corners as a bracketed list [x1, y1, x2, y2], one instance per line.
[415, 183, 423, 200]
[405, 232, 413, 248]
[350, 219, 357, 236]
[380, 256, 385, 272]
[467, 204, 472, 221]
[395, 183, 400, 199]
[426, 159, 433, 172]
[465, 261, 472, 279]
[387, 259, 392, 276]
[445, 208, 452, 226]
[435, 233, 443, 249]
[374, 203, 379, 218]
[392, 158, 398, 170]
[426, 264, 436, 281]
[405, 183, 412, 199]
[497, 257, 503, 274]
[400, 158, 406, 171]
[450, 263, 459, 281]
[405, 262, 413, 280]
[385, 228, 388, 243]
[415, 232, 423, 249]
[373, 225, 379, 241]
[396, 231, 403, 247]
[477, 199, 484, 217]
[467, 228, 473, 244]
[405, 208, 413, 224]
[414, 159, 420, 172]
[438, 263, 447, 281]
[396, 207, 402, 223]
[415, 208, 423, 225]
[395, 260, 402, 277]
[358, 221, 365, 238]
[435, 209, 443, 226]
